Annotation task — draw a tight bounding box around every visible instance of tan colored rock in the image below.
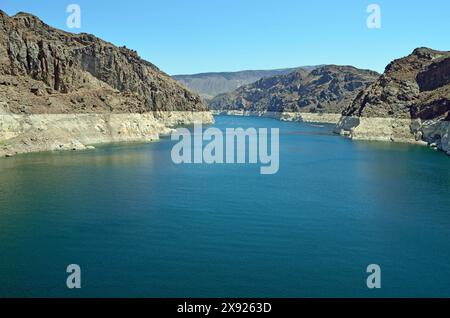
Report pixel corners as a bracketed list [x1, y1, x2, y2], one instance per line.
[0, 111, 214, 156]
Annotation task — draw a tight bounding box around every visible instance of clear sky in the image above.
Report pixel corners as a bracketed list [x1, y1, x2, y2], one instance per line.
[2, 0, 449, 75]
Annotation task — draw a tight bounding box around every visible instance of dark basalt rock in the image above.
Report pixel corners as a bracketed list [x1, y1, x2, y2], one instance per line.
[0, 10, 207, 114]
[208, 65, 379, 114]
[343, 47, 450, 120]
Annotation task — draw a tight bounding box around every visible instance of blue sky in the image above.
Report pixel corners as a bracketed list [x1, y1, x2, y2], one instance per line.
[2, 0, 449, 75]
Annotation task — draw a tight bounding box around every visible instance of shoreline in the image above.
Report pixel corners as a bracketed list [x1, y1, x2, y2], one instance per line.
[0, 111, 214, 157]
[336, 116, 450, 155]
[2, 110, 449, 158]
[210, 110, 342, 124]
[211, 111, 450, 156]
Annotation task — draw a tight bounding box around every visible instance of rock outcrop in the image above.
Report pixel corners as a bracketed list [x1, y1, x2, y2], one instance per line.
[337, 48, 450, 155]
[0, 10, 213, 156]
[208, 65, 379, 120]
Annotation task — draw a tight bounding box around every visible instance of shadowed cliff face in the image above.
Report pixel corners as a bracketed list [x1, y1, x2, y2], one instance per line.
[208, 66, 379, 114]
[0, 10, 208, 114]
[343, 48, 450, 120]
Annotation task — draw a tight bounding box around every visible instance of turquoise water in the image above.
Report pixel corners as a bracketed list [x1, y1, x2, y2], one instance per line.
[1, 115, 450, 297]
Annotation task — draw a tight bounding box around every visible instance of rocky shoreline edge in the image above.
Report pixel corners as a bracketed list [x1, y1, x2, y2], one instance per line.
[2, 110, 448, 158]
[211, 110, 450, 156]
[336, 116, 450, 155]
[211, 110, 342, 124]
[0, 111, 214, 157]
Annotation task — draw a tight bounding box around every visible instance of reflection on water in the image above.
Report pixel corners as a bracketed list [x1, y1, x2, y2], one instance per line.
[0, 143, 156, 170]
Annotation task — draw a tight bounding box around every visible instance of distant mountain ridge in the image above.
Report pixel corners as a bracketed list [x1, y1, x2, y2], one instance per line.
[173, 66, 320, 100]
[208, 65, 380, 114]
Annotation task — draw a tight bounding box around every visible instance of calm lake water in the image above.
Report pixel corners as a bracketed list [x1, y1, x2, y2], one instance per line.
[1, 115, 450, 297]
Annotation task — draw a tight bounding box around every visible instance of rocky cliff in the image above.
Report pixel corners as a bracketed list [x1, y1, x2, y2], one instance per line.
[337, 48, 450, 154]
[0, 11, 212, 156]
[208, 66, 379, 120]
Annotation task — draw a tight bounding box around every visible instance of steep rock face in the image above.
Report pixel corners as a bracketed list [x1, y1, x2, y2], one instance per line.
[0, 10, 208, 114]
[338, 48, 450, 155]
[209, 66, 379, 114]
[343, 48, 450, 120]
